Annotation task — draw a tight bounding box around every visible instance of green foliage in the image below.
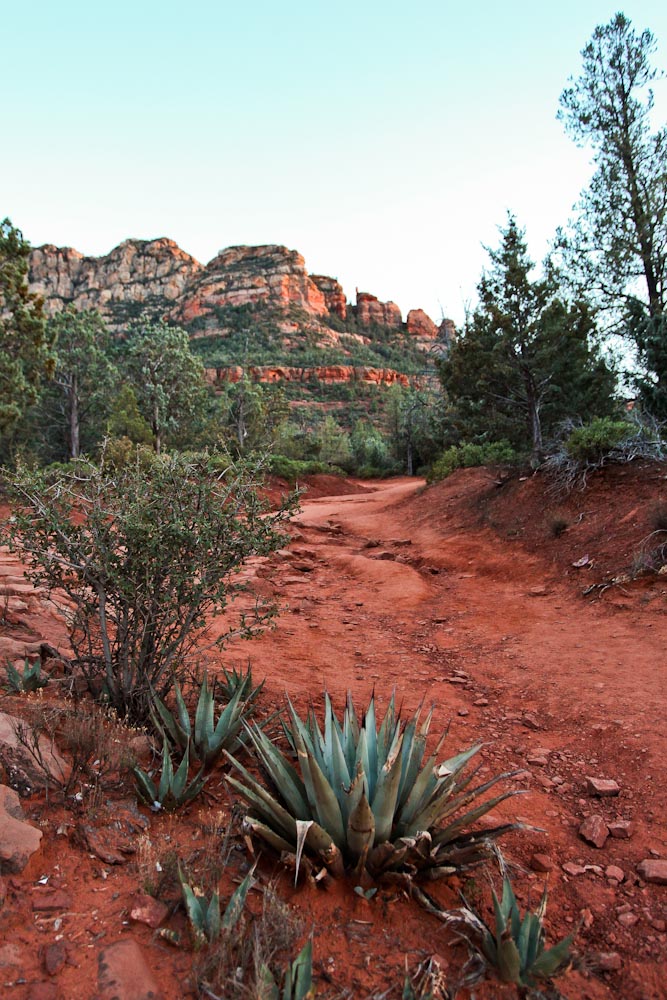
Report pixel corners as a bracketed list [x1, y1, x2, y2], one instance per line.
[121, 320, 209, 454]
[150, 670, 264, 767]
[452, 875, 575, 988]
[268, 456, 333, 482]
[5, 657, 49, 693]
[428, 441, 516, 482]
[564, 417, 635, 464]
[440, 216, 617, 461]
[259, 939, 315, 1000]
[179, 865, 255, 949]
[558, 13, 667, 406]
[226, 692, 521, 879]
[2, 453, 296, 722]
[0, 219, 53, 434]
[106, 385, 154, 445]
[134, 740, 206, 811]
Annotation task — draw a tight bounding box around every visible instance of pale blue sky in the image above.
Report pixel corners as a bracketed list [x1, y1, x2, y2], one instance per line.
[3, 1, 666, 324]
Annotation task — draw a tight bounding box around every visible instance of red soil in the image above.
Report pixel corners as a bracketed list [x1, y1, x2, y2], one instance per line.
[1, 464, 666, 999]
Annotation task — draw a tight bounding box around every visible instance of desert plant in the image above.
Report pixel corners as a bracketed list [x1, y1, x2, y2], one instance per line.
[5, 657, 49, 693]
[226, 692, 522, 879]
[218, 662, 261, 702]
[179, 865, 255, 950]
[259, 939, 315, 1000]
[150, 670, 263, 767]
[134, 740, 206, 811]
[1, 452, 296, 723]
[427, 441, 516, 483]
[446, 875, 575, 990]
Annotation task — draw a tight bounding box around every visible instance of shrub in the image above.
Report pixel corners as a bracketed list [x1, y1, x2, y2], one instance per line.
[1, 452, 296, 722]
[428, 441, 516, 482]
[226, 692, 522, 880]
[564, 416, 634, 463]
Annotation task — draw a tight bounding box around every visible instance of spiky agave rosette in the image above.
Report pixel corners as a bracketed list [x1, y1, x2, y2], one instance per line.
[225, 692, 524, 879]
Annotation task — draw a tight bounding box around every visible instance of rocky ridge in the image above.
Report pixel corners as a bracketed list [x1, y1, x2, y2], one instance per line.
[29, 238, 451, 347]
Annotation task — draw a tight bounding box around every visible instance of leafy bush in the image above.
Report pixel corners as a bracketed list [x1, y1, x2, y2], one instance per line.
[1, 452, 296, 722]
[226, 692, 521, 880]
[268, 455, 337, 482]
[564, 416, 634, 463]
[428, 441, 516, 482]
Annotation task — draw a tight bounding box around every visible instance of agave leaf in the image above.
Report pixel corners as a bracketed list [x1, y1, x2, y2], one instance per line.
[500, 875, 521, 941]
[294, 820, 313, 885]
[194, 671, 214, 748]
[246, 818, 295, 855]
[222, 868, 255, 931]
[517, 911, 535, 969]
[208, 684, 246, 756]
[414, 772, 521, 837]
[180, 766, 207, 805]
[206, 891, 221, 941]
[364, 695, 378, 793]
[171, 745, 191, 801]
[354, 727, 371, 795]
[371, 738, 404, 843]
[367, 838, 409, 874]
[257, 965, 280, 1000]
[376, 690, 397, 763]
[497, 933, 522, 984]
[150, 691, 183, 747]
[157, 740, 175, 803]
[226, 765, 299, 841]
[296, 742, 345, 849]
[529, 933, 575, 980]
[173, 681, 192, 740]
[328, 715, 352, 814]
[344, 692, 360, 761]
[525, 907, 545, 971]
[394, 752, 441, 832]
[291, 938, 314, 1000]
[6, 663, 22, 691]
[133, 766, 158, 806]
[245, 724, 311, 819]
[180, 878, 204, 930]
[347, 791, 375, 859]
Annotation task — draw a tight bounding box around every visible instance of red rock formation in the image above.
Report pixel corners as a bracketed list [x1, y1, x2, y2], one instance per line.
[206, 365, 417, 388]
[406, 308, 438, 339]
[310, 275, 347, 320]
[354, 292, 402, 328]
[29, 239, 202, 322]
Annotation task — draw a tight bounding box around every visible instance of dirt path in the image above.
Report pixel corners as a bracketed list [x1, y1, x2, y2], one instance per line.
[220, 475, 667, 999]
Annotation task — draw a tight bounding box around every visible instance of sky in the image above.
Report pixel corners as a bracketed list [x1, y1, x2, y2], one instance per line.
[3, 0, 667, 326]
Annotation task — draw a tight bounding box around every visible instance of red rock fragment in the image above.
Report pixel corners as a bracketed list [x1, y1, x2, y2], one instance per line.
[579, 815, 609, 848]
[530, 853, 553, 873]
[637, 859, 667, 884]
[608, 820, 635, 839]
[129, 892, 169, 929]
[586, 777, 620, 797]
[32, 889, 73, 912]
[596, 952, 622, 972]
[97, 939, 164, 1000]
[43, 942, 67, 976]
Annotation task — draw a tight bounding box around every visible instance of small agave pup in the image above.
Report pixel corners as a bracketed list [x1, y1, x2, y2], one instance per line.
[225, 692, 523, 880]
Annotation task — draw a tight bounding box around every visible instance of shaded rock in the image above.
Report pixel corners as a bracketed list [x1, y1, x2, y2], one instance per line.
[130, 893, 169, 929]
[605, 865, 625, 882]
[77, 799, 149, 864]
[637, 859, 667, 884]
[0, 784, 42, 873]
[354, 291, 402, 328]
[595, 952, 622, 972]
[32, 888, 73, 912]
[97, 939, 164, 1000]
[406, 308, 438, 339]
[608, 819, 635, 839]
[530, 853, 553, 873]
[562, 862, 587, 877]
[586, 776, 620, 797]
[579, 815, 609, 848]
[43, 942, 67, 976]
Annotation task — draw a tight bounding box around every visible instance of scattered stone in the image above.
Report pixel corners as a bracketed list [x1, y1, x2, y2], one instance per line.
[617, 911, 639, 928]
[473, 697, 489, 707]
[606, 865, 625, 883]
[637, 859, 667, 884]
[562, 862, 587, 877]
[130, 893, 169, 929]
[43, 942, 67, 976]
[535, 774, 555, 791]
[0, 784, 42, 873]
[446, 677, 467, 685]
[526, 755, 548, 766]
[608, 820, 635, 839]
[97, 940, 164, 1000]
[457, 709, 469, 717]
[596, 952, 622, 972]
[530, 853, 553, 873]
[528, 585, 549, 597]
[579, 815, 609, 849]
[586, 777, 620, 797]
[521, 713, 541, 731]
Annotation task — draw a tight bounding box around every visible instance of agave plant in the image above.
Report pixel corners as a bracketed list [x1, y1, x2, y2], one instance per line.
[179, 865, 255, 950]
[447, 875, 575, 988]
[150, 670, 263, 767]
[259, 939, 315, 1000]
[5, 657, 49, 693]
[134, 740, 206, 811]
[219, 663, 263, 702]
[225, 692, 522, 878]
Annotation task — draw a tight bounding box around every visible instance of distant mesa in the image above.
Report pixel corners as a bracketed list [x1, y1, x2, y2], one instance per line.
[28, 237, 451, 348]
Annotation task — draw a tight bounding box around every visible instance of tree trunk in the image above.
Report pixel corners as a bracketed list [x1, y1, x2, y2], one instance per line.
[68, 374, 80, 459]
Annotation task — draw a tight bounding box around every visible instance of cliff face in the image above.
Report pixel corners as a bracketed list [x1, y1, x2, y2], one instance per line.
[205, 365, 417, 388]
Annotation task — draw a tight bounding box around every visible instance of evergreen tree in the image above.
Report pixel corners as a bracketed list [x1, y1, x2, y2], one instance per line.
[440, 216, 618, 462]
[558, 13, 667, 414]
[0, 219, 53, 433]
